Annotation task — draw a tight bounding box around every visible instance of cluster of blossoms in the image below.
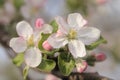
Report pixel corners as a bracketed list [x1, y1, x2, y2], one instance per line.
[9, 13, 106, 78]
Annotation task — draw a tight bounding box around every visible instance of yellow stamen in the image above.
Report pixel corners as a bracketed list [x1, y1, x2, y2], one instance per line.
[68, 29, 77, 39]
[27, 35, 34, 46]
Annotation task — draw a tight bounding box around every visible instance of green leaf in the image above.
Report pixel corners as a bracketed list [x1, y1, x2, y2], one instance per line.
[37, 59, 56, 72]
[50, 20, 58, 33]
[23, 66, 29, 80]
[85, 55, 96, 66]
[38, 33, 50, 50]
[58, 53, 75, 76]
[42, 49, 60, 55]
[13, 0, 24, 10]
[66, 0, 88, 16]
[86, 36, 107, 50]
[0, 0, 5, 7]
[12, 53, 24, 67]
[38, 33, 59, 55]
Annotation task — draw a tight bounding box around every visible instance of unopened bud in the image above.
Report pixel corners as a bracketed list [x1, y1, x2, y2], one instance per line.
[95, 53, 106, 61]
[76, 61, 87, 73]
[35, 18, 44, 28]
[42, 40, 53, 51]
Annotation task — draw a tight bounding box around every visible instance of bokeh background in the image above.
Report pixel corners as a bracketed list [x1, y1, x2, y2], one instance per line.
[0, 0, 120, 80]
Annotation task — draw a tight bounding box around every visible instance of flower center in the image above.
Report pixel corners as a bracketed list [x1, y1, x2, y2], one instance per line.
[68, 29, 77, 39]
[27, 35, 34, 47]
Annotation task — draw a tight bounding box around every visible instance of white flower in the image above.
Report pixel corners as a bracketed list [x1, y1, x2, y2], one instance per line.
[20, 0, 45, 19]
[9, 21, 52, 67]
[10, 21, 34, 53]
[47, 13, 100, 58]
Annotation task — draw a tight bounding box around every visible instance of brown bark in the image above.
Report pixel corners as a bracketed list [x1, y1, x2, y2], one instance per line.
[52, 72, 113, 80]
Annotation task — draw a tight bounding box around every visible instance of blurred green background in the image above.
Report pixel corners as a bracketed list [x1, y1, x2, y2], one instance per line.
[0, 0, 120, 80]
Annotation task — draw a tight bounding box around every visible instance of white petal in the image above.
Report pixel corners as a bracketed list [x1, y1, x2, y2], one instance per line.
[16, 21, 33, 39]
[24, 47, 42, 67]
[47, 33, 68, 48]
[78, 27, 101, 45]
[33, 24, 53, 45]
[33, 30, 41, 46]
[68, 40, 86, 58]
[68, 13, 87, 29]
[54, 52, 60, 57]
[41, 24, 53, 34]
[9, 37, 27, 53]
[55, 16, 69, 34]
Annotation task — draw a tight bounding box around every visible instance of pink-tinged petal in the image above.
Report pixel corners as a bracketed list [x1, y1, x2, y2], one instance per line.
[16, 21, 33, 39]
[41, 24, 53, 34]
[78, 27, 101, 45]
[76, 61, 87, 73]
[68, 13, 87, 29]
[95, 53, 106, 61]
[35, 18, 44, 29]
[47, 33, 68, 48]
[42, 40, 53, 51]
[68, 40, 86, 58]
[9, 37, 27, 53]
[24, 47, 42, 68]
[33, 24, 53, 46]
[56, 29, 63, 37]
[55, 16, 69, 34]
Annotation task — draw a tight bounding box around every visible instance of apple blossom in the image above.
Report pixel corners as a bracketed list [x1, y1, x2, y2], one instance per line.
[20, 0, 46, 19]
[9, 21, 34, 53]
[9, 21, 52, 67]
[47, 13, 100, 58]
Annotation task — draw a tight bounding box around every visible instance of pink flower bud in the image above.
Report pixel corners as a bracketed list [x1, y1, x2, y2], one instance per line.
[95, 53, 106, 61]
[76, 61, 87, 73]
[96, 0, 107, 5]
[35, 18, 44, 28]
[42, 40, 53, 51]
